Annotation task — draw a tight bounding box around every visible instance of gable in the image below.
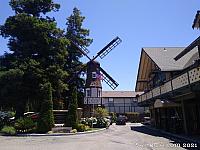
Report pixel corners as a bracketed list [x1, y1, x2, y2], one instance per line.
[135, 49, 158, 92]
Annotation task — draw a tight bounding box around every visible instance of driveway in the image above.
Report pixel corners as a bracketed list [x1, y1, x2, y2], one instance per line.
[0, 123, 193, 150]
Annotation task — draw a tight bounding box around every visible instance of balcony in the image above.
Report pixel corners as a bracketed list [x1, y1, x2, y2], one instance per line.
[138, 61, 200, 106]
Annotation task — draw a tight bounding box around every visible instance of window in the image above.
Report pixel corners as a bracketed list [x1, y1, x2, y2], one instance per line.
[98, 90, 101, 97]
[131, 100, 137, 107]
[108, 98, 114, 107]
[86, 89, 91, 97]
[92, 72, 96, 78]
[109, 98, 113, 102]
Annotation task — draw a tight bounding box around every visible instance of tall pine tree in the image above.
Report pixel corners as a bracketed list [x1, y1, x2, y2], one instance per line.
[0, 0, 69, 118]
[65, 8, 92, 128]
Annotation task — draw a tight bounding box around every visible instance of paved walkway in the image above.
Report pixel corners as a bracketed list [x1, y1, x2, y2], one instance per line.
[145, 124, 200, 147]
[0, 123, 197, 150]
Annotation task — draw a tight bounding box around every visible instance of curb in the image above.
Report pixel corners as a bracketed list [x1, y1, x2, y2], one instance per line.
[15, 128, 107, 137]
[145, 125, 200, 145]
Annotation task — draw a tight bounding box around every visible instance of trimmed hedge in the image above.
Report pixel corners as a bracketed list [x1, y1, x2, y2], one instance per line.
[65, 86, 78, 129]
[37, 82, 54, 133]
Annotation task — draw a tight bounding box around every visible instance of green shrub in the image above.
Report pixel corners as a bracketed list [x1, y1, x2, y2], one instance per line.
[37, 83, 54, 133]
[85, 125, 90, 131]
[94, 108, 108, 118]
[80, 118, 87, 124]
[86, 117, 97, 127]
[80, 117, 109, 128]
[76, 124, 86, 132]
[0, 111, 14, 129]
[0, 126, 16, 135]
[80, 117, 97, 128]
[94, 117, 109, 128]
[110, 112, 117, 123]
[14, 117, 36, 133]
[65, 86, 78, 129]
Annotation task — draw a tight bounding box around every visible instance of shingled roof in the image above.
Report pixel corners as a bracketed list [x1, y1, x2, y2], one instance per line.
[135, 47, 199, 92]
[102, 91, 143, 98]
[143, 47, 199, 71]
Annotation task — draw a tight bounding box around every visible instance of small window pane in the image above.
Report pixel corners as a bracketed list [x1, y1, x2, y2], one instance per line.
[109, 98, 113, 102]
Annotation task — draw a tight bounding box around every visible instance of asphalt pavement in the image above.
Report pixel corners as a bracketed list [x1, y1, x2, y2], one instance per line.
[0, 123, 196, 150]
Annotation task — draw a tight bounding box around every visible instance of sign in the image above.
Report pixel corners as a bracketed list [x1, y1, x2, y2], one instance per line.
[84, 97, 101, 104]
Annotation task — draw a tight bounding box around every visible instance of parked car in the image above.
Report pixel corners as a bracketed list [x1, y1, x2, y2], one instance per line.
[116, 116, 126, 125]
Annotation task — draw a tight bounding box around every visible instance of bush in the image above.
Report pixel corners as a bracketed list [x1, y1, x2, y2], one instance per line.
[0, 126, 16, 135]
[65, 86, 78, 129]
[80, 117, 97, 128]
[110, 112, 117, 123]
[37, 83, 54, 133]
[76, 124, 86, 132]
[94, 117, 110, 128]
[14, 117, 36, 133]
[80, 117, 109, 128]
[80, 118, 86, 124]
[94, 108, 108, 118]
[87, 117, 97, 127]
[0, 111, 14, 129]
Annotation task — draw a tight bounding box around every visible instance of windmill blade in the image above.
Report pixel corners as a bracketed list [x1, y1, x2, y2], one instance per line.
[70, 40, 91, 61]
[92, 36, 122, 60]
[67, 34, 90, 55]
[67, 64, 87, 84]
[99, 66, 119, 90]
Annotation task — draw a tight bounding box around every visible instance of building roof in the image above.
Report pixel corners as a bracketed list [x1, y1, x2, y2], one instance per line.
[102, 91, 143, 98]
[143, 47, 199, 71]
[135, 47, 199, 92]
[192, 10, 200, 29]
[175, 36, 200, 61]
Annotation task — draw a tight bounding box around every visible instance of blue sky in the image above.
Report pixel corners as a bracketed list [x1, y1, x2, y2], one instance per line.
[0, 0, 199, 91]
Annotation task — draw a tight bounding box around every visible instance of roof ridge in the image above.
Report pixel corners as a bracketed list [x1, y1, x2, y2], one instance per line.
[142, 47, 186, 48]
[103, 91, 137, 92]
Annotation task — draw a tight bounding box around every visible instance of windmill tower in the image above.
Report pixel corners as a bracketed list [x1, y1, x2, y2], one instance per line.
[70, 37, 122, 116]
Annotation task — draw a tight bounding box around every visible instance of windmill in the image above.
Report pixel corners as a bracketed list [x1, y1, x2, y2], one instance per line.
[69, 36, 122, 107]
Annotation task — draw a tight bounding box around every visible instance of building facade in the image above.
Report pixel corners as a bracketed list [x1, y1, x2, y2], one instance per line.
[102, 91, 146, 114]
[136, 45, 200, 135]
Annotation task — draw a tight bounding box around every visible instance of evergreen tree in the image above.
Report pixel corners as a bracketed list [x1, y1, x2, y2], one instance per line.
[0, 69, 24, 113]
[65, 86, 78, 129]
[0, 0, 68, 117]
[37, 82, 54, 133]
[9, 0, 60, 17]
[65, 8, 92, 127]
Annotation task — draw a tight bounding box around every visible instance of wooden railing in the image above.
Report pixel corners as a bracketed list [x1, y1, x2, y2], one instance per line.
[138, 64, 200, 104]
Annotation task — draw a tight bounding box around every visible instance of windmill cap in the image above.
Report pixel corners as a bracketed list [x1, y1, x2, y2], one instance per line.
[87, 60, 100, 65]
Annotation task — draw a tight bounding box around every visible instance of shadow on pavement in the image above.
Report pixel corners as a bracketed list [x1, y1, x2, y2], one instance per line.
[130, 125, 199, 150]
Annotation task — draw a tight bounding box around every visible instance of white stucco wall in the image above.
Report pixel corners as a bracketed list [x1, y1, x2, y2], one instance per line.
[102, 97, 145, 114]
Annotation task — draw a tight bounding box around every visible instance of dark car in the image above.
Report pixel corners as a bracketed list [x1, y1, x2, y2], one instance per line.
[116, 116, 126, 125]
